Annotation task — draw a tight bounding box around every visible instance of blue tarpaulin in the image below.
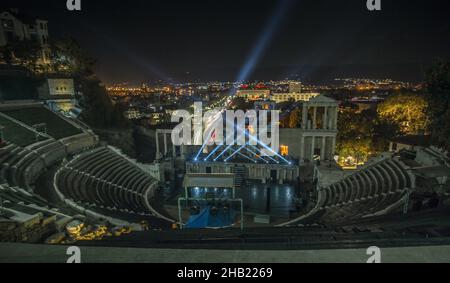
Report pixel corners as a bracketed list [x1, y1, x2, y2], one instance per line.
[185, 206, 234, 229]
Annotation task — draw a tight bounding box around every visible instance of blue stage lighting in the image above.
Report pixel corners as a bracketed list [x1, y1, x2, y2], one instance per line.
[194, 110, 225, 160]
[225, 145, 246, 162]
[245, 132, 291, 164]
[204, 145, 222, 161]
[237, 152, 257, 163]
[244, 146, 269, 164]
[214, 144, 234, 161]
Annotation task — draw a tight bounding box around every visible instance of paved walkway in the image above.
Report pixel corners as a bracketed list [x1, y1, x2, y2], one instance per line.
[1, 243, 450, 263]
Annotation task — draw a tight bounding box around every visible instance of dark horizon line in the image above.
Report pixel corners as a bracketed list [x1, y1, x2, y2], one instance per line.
[99, 61, 435, 85]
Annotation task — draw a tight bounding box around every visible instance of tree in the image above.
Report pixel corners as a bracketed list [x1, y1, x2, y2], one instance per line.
[50, 37, 96, 76]
[0, 40, 42, 72]
[78, 78, 129, 129]
[0, 45, 14, 65]
[338, 138, 373, 165]
[377, 93, 429, 135]
[231, 97, 253, 110]
[336, 110, 376, 164]
[425, 60, 450, 150]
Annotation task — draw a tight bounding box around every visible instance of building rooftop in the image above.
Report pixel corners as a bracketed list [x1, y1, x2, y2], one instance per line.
[306, 94, 338, 105]
[0, 9, 45, 24]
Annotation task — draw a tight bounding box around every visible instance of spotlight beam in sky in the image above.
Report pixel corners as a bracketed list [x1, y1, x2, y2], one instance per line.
[78, 21, 175, 84]
[235, 0, 293, 82]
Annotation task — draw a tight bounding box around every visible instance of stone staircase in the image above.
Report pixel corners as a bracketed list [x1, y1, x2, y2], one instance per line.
[233, 166, 246, 188]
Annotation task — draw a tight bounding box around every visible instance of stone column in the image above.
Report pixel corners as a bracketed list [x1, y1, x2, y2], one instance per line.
[300, 135, 305, 160]
[313, 107, 317, 129]
[334, 106, 338, 130]
[331, 137, 336, 159]
[321, 137, 326, 160]
[156, 131, 161, 158]
[302, 105, 308, 129]
[164, 133, 168, 155]
[311, 136, 315, 160]
[323, 106, 328, 129]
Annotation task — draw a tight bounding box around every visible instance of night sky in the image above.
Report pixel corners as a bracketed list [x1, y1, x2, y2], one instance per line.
[1, 0, 450, 84]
